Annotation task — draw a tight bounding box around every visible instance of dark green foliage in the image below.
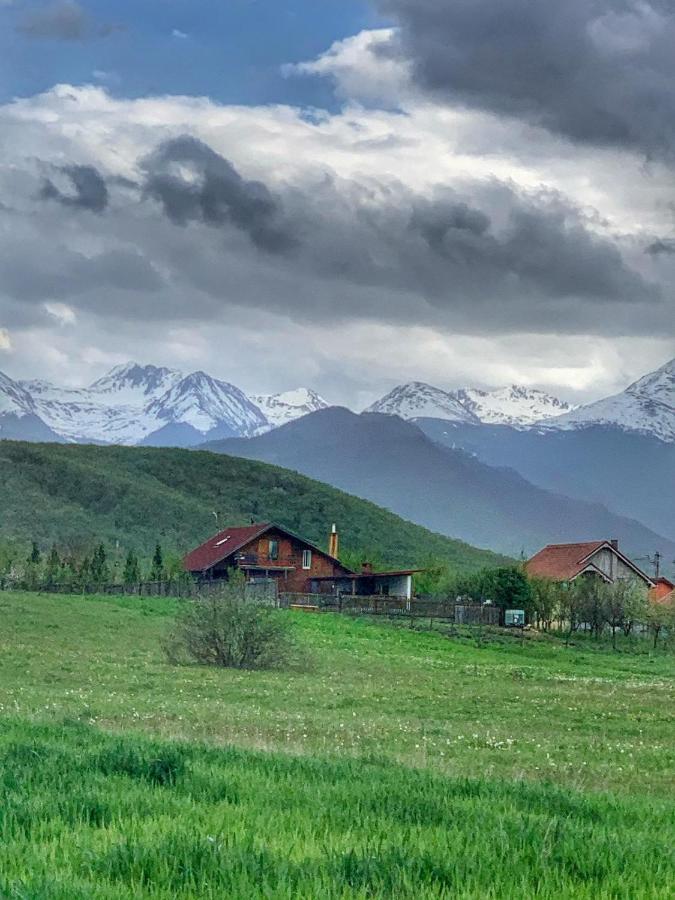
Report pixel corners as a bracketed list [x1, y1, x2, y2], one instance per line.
[44, 545, 61, 587]
[0, 440, 510, 573]
[150, 543, 164, 582]
[482, 566, 533, 612]
[89, 544, 109, 584]
[122, 549, 140, 585]
[28, 541, 41, 565]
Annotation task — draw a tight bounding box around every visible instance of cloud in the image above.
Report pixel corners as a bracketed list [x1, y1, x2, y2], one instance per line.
[645, 238, 675, 256]
[142, 135, 296, 253]
[40, 164, 109, 212]
[0, 84, 672, 403]
[0, 328, 11, 351]
[17, 1, 88, 40]
[379, 0, 675, 160]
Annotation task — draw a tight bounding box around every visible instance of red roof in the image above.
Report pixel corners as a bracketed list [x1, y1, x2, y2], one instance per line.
[525, 540, 653, 584]
[183, 522, 353, 574]
[183, 523, 272, 573]
[650, 578, 675, 603]
[525, 541, 606, 581]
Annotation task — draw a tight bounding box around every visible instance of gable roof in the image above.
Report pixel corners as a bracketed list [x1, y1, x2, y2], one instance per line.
[525, 540, 653, 585]
[183, 522, 354, 574]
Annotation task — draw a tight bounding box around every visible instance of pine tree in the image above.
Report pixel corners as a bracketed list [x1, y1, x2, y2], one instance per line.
[123, 549, 141, 585]
[45, 545, 61, 587]
[150, 543, 164, 582]
[90, 544, 109, 584]
[28, 541, 41, 565]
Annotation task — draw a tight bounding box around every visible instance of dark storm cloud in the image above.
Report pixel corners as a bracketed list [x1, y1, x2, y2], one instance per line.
[380, 0, 675, 159]
[645, 239, 675, 256]
[138, 137, 654, 317]
[40, 164, 109, 212]
[142, 136, 296, 253]
[17, 1, 88, 40]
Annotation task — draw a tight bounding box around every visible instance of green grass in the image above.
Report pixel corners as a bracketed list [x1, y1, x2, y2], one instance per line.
[1, 590, 674, 898]
[0, 440, 511, 571]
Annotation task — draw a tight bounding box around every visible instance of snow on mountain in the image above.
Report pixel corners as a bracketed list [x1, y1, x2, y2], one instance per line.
[365, 382, 480, 424]
[0, 371, 35, 417]
[252, 388, 329, 431]
[451, 386, 576, 426]
[145, 372, 268, 439]
[367, 382, 576, 427]
[540, 357, 675, 443]
[88, 363, 182, 406]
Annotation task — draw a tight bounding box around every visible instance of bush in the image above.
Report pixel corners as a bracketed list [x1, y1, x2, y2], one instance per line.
[164, 585, 299, 670]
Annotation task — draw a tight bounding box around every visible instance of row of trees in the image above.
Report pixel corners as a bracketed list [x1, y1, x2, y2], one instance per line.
[416, 564, 674, 648]
[0, 541, 189, 591]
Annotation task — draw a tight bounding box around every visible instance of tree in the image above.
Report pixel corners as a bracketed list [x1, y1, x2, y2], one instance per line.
[483, 567, 533, 617]
[575, 577, 607, 639]
[90, 544, 109, 584]
[164, 582, 300, 670]
[645, 595, 675, 650]
[150, 543, 164, 582]
[44, 545, 61, 588]
[28, 541, 41, 566]
[123, 549, 141, 585]
[529, 577, 565, 631]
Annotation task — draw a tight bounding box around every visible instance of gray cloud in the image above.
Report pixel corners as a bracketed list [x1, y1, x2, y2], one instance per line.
[17, 1, 88, 40]
[138, 136, 655, 321]
[142, 136, 297, 254]
[40, 164, 109, 212]
[380, 0, 675, 159]
[645, 238, 675, 256]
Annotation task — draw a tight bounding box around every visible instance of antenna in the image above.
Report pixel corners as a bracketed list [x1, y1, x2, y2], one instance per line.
[636, 551, 662, 579]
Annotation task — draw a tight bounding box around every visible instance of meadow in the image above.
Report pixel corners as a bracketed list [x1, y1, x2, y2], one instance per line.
[1, 590, 673, 898]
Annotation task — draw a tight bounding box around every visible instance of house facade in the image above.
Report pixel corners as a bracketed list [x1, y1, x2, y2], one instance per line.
[525, 540, 654, 589]
[183, 522, 421, 600]
[183, 522, 353, 593]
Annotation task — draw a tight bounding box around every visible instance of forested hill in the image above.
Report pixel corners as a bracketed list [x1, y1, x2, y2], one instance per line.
[0, 441, 511, 572]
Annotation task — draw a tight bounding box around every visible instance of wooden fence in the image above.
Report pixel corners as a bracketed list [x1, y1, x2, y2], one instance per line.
[278, 592, 500, 625]
[7, 580, 498, 624]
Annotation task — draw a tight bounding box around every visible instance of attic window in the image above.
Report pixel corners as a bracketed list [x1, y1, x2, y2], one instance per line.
[215, 537, 230, 547]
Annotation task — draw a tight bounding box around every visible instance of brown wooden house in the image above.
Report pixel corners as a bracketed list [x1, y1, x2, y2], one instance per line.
[183, 522, 354, 593]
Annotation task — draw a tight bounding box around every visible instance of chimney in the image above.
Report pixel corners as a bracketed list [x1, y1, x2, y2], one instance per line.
[361, 561, 373, 575]
[328, 524, 339, 559]
[610, 539, 619, 551]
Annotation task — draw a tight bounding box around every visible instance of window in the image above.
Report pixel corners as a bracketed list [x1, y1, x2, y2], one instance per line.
[302, 549, 312, 569]
[268, 539, 279, 561]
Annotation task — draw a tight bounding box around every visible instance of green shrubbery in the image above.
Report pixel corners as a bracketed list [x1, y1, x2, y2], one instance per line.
[164, 583, 301, 670]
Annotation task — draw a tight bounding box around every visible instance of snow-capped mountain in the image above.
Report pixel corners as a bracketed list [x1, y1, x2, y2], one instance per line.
[252, 388, 329, 431]
[366, 382, 480, 424]
[0, 371, 63, 441]
[451, 386, 576, 426]
[540, 357, 675, 443]
[7, 363, 270, 445]
[143, 372, 268, 444]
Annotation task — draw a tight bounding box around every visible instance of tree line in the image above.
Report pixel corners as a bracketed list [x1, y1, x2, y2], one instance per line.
[0, 541, 190, 591]
[416, 563, 674, 648]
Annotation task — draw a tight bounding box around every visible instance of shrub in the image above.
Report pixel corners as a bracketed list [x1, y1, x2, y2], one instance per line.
[164, 584, 299, 670]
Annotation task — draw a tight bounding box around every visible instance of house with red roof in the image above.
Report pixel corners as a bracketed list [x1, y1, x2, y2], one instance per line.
[183, 522, 420, 599]
[649, 577, 675, 605]
[525, 540, 653, 588]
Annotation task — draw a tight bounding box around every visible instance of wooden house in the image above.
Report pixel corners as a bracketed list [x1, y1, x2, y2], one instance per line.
[525, 539, 653, 589]
[183, 523, 420, 600]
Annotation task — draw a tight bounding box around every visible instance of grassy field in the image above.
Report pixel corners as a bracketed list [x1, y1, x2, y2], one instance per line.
[1, 590, 674, 898]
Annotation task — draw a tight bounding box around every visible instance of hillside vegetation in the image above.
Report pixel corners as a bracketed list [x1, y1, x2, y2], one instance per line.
[0, 591, 673, 898]
[0, 440, 510, 572]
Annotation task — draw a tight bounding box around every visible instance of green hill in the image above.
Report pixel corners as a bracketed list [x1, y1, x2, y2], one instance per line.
[0, 440, 510, 571]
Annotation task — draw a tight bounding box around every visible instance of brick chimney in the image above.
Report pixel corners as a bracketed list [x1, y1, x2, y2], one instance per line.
[328, 524, 339, 559]
[361, 561, 373, 575]
[610, 538, 619, 551]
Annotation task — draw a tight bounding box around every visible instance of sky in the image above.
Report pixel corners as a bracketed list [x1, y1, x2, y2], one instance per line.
[1, 0, 674, 408]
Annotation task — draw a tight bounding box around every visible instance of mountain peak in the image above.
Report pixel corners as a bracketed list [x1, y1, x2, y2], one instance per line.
[366, 382, 479, 425]
[252, 387, 329, 430]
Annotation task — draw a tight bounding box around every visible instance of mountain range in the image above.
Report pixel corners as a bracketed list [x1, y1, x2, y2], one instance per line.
[203, 408, 675, 565]
[1, 356, 672, 445]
